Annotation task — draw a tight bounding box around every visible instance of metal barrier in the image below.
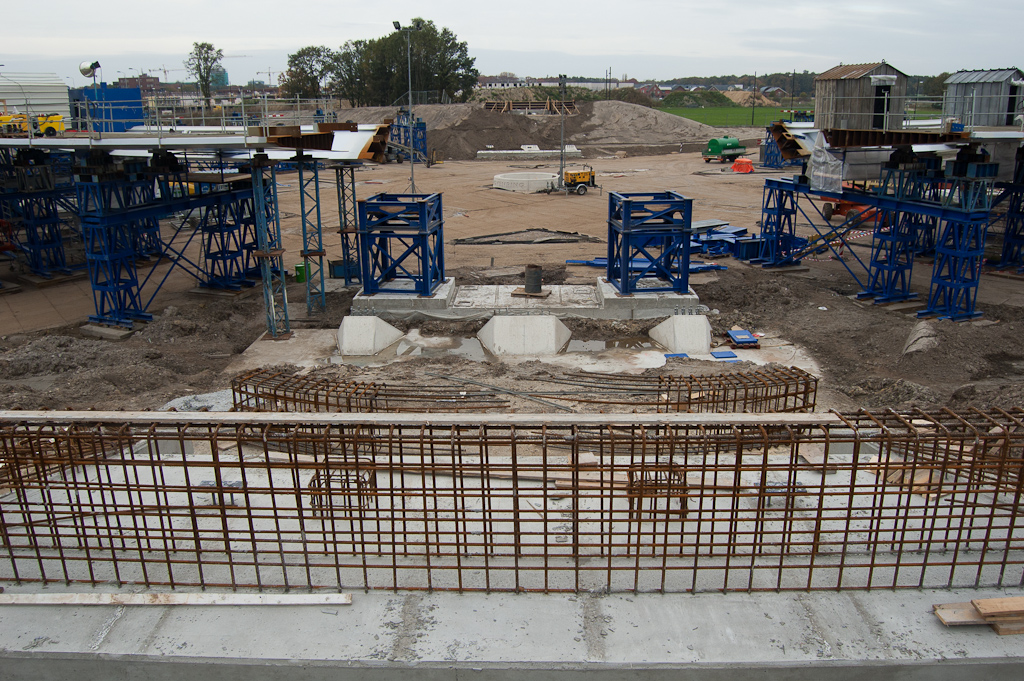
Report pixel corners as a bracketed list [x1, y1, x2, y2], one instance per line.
[2, 409, 1022, 593]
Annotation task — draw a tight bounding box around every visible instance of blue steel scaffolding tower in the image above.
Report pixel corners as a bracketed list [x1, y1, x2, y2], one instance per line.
[858, 164, 924, 303]
[334, 162, 360, 286]
[996, 147, 1024, 273]
[0, 149, 77, 278]
[606, 191, 693, 295]
[358, 193, 444, 296]
[917, 160, 998, 321]
[251, 154, 290, 337]
[296, 155, 326, 313]
[754, 179, 807, 267]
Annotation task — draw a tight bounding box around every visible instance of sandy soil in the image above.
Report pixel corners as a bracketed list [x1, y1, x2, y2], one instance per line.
[1, 103, 1022, 414]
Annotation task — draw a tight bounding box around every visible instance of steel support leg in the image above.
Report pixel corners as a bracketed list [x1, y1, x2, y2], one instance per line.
[252, 158, 290, 337]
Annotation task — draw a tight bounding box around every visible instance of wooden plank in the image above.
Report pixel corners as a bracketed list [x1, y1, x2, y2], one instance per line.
[992, 621, 1024, 636]
[933, 602, 987, 626]
[972, 597, 1024, 618]
[0, 593, 352, 606]
[797, 443, 837, 473]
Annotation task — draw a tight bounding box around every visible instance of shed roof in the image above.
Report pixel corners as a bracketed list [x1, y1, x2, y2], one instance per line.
[944, 68, 1023, 85]
[816, 63, 906, 81]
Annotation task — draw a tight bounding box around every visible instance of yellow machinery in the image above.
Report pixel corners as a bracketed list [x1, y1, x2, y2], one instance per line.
[563, 165, 597, 195]
[0, 110, 65, 137]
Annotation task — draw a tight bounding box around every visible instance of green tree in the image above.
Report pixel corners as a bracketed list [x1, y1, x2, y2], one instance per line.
[184, 42, 223, 109]
[280, 46, 336, 99]
[332, 19, 479, 107]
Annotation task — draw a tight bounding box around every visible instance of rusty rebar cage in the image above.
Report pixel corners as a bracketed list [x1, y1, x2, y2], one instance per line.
[231, 369, 509, 413]
[1, 409, 1022, 594]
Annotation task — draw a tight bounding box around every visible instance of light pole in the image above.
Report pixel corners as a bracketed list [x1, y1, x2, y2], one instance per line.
[394, 20, 422, 193]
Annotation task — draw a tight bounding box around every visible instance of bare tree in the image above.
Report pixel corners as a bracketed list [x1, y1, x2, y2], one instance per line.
[185, 42, 224, 109]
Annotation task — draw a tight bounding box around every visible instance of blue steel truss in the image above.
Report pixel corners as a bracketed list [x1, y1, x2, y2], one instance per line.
[297, 157, 325, 313]
[197, 194, 256, 291]
[754, 180, 807, 267]
[358, 193, 444, 296]
[606, 191, 693, 295]
[251, 159, 290, 337]
[335, 163, 360, 286]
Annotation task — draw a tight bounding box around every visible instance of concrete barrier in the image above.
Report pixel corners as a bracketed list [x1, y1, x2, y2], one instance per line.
[649, 315, 712, 354]
[478, 315, 571, 355]
[337, 316, 403, 356]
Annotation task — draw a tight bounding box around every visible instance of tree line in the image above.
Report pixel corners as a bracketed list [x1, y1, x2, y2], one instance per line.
[278, 19, 479, 106]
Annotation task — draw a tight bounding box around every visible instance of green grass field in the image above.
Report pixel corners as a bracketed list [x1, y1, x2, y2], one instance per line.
[660, 106, 788, 128]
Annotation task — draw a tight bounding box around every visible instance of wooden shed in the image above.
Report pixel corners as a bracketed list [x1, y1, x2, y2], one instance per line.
[814, 62, 907, 131]
[943, 68, 1024, 128]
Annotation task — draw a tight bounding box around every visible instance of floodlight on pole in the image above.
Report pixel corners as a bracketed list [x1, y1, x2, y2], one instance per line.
[394, 20, 423, 193]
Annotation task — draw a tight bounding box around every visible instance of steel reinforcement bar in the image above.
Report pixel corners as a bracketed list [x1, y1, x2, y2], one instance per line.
[1, 409, 1022, 594]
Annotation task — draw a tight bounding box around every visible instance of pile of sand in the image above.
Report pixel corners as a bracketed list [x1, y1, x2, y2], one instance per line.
[331, 101, 761, 160]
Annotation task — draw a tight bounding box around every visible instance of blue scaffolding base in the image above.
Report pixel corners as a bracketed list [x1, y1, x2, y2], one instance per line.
[753, 180, 806, 267]
[358, 193, 445, 297]
[606, 191, 693, 295]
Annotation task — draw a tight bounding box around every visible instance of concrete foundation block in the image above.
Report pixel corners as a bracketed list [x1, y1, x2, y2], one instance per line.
[478, 315, 571, 355]
[649, 315, 712, 354]
[337, 316, 404, 356]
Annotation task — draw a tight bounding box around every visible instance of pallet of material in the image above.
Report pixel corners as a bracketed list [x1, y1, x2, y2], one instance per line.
[933, 597, 1024, 635]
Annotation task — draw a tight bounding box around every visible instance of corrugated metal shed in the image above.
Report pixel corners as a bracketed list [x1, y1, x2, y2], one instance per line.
[943, 68, 1023, 127]
[0, 72, 71, 119]
[945, 68, 1023, 85]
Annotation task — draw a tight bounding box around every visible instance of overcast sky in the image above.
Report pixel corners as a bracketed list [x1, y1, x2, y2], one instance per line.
[1, 0, 1020, 87]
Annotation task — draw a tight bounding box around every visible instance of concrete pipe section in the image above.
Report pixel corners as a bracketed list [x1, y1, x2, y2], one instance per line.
[492, 172, 558, 193]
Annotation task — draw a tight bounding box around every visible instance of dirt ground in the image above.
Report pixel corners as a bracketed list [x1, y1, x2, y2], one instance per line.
[1, 103, 1023, 414]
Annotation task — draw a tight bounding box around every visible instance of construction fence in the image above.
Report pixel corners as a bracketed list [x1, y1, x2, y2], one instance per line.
[1, 409, 1022, 594]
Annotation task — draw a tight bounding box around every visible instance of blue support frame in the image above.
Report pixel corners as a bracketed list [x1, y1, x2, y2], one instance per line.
[297, 157, 326, 313]
[753, 180, 807, 267]
[606, 191, 693, 295]
[334, 163, 361, 286]
[358, 193, 445, 296]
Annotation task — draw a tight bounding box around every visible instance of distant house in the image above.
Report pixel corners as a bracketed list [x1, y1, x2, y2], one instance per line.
[943, 68, 1024, 127]
[814, 62, 907, 130]
[478, 75, 522, 90]
[761, 86, 787, 96]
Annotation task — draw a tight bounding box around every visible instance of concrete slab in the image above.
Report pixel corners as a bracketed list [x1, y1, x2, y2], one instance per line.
[596, 279, 703, 318]
[224, 329, 337, 373]
[337, 316, 404, 356]
[478, 315, 571, 355]
[350, 278, 457, 316]
[649, 315, 712, 354]
[1, 587, 1023, 680]
[79, 323, 134, 341]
